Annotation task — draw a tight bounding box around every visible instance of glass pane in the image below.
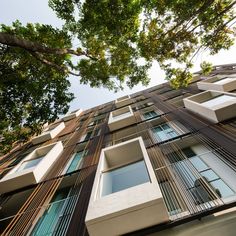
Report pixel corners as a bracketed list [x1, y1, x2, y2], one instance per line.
[173, 161, 197, 188]
[143, 112, 151, 119]
[167, 130, 178, 138]
[156, 130, 168, 141]
[182, 148, 196, 158]
[66, 151, 84, 173]
[190, 156, 208, 172]
[162, 124, 178, 139]
[84, 131, 92, 141]
[152, 127, 164, 141]
[153, 124, 177, 142]
[210, 179, 234, 198]
[200, 169, 219, 181]
[153, 127, 162, 132]
[17, 156, 45, 172]
[31, 188, 69, 236]
[102, 161, 149, 196]
[144, 111, 157, 119]
[162, 123, 170, 130]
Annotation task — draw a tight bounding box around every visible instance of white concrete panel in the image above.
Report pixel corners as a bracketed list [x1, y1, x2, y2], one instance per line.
[184, 91, 236, 123]
[31, 122, 65, 144]
[0, 141, 63, 194]
[62, 109, 82, 121]
[85, 137, 169, 236]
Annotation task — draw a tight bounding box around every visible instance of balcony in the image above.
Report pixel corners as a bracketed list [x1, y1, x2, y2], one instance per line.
[115, 95, 132, 108]
[108, 106, 136, 131]
[184, 91, 236, 123]
[197, 76, 236, 92]
[0, 141, 63, 194]
[85, 137, 169, 236]
[31, 122, 65, 145]
[62, 109, 83, 121]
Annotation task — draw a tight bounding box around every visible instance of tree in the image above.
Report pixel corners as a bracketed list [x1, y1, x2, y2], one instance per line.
[1, 0, 236, 152]
[0, 22, 74, 153]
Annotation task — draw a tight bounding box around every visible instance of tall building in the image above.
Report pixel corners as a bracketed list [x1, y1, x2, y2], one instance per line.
[0, 63, 236, 236]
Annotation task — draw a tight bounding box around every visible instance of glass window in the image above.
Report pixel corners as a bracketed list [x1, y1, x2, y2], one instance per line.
[80, 129, 100, 142]
[200, 169, 219, 181]
[152, 123, 178, 142]
[143, 111, 158, 120]
[190, 156, 208, 172]
[66, 151, 87, 173]
[84, 131, 93, 141]
[169, 147, 235, 204]
[101, 160, 150, 196]
[210, 179, 234, 198]
[16, 155, 45, 172]
[31, 188, 70, 236]
[182, 148, 196, 158]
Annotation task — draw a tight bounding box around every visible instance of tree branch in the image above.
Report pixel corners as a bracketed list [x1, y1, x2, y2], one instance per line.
[0, 32, 96, 60]
[30, 52, 80, 76]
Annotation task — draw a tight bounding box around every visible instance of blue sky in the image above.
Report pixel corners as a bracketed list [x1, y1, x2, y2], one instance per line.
[1, 0, 236, 111]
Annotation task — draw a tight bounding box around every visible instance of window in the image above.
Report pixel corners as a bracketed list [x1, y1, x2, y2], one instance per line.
[84, 131, 93, 141]
[32, 122, 65, 145]
[80, 129, 100, 142]
[85, 137, 169, 236]
[152, 123, 178, 142]
[115, 95, 132, 108]
[201, 95, 236, 109]
[112, 110, 131, 120]
[183, 91, 236, 123]
[143, 111, 158, 120]
[137, 102, 154, 110]
[44, 124, 58, 132]
[108, 106, 136, 131]
[66, 150, 87, 173]
[101, 160, 150, 196]
[31, 188, 70, 235]
[88, 116, 104, 127]
[169, 148, 234, 204]
[0, 142, 63, 194]
[16, 155, 45, 172]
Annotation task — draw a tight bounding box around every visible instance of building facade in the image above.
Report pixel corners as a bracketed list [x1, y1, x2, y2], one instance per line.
[0, 63, 236, 235]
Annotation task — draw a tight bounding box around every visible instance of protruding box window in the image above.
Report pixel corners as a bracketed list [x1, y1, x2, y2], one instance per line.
[197, 76, 236, 92]
[0, 141, 63, 194]
[184, 91, 236, 123]
[108, 106, 136, 131]
[62, 109, 83, 121]
[32, 122, 65, 145]
[115, 95, 132, 108]
[85, 137, 169, 236]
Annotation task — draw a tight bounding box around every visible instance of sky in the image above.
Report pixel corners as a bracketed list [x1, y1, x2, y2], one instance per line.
[1, 0, 236, 111]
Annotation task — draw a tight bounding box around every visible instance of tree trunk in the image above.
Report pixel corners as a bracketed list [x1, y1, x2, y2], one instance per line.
[0, 32, 81, 56]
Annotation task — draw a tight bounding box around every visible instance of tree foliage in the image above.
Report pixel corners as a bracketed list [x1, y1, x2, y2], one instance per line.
[0, 22, 74, 153]
[0, 0, 236, 152]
